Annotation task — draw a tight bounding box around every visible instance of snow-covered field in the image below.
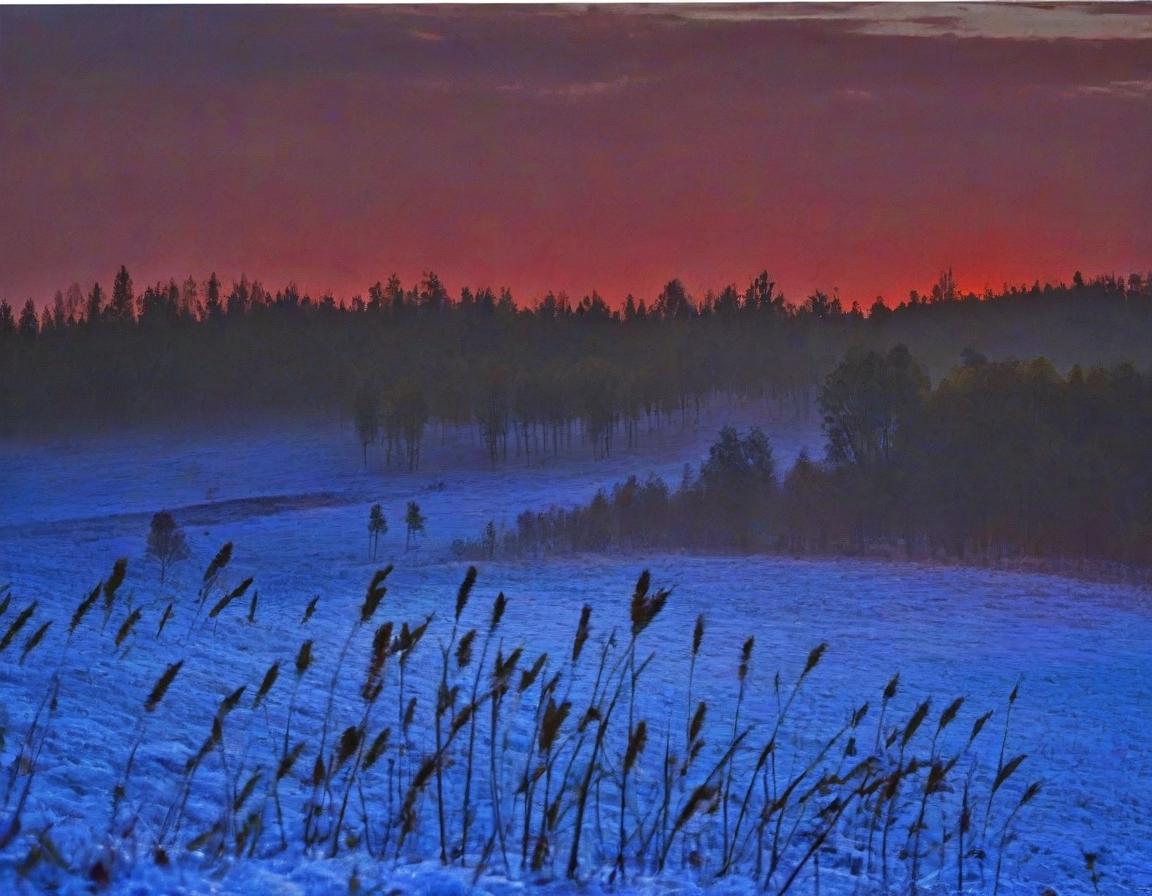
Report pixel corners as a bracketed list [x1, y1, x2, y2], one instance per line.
[0, 411, 1150, 895]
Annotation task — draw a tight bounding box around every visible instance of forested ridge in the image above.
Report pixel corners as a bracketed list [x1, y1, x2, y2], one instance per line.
[3, 267, 1152, 456]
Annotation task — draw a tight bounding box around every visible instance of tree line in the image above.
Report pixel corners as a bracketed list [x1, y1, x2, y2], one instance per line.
[3, 266, 1152, 465]
[462, 347, 1152, 568]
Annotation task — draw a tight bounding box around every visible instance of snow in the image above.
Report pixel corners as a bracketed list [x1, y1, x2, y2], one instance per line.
[0, 411, 1149, 895]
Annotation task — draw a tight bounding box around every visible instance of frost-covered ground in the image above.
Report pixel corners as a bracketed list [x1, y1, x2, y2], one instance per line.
[0, 411, 1150, 895]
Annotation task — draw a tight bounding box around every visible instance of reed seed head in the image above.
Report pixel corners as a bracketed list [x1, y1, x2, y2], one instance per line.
[456, 566, 477, 621]
[456, 629, 476, 669]
[203, 543, 233, 585]
[253, 661, 280, 709]
[360, 566, 393, 624]
[572, 605, 591, 663]
[490, 592, 508, 632]
[295, 640, 314, 677]
[624, 720, 648, 775]
[145, 660, 184, 713]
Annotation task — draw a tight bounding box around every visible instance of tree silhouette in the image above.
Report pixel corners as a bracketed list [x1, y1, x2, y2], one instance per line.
[5, 264, 1152, 470]
[478, 344, 1152, 568]
[205, 271, 223, 319]
[147, 511, 190, 583]
[654, 278, 694, 320]
[85, 282, 105, 323]
[18, 300, 38, 340]
[0, 300, 14, 336]
[354, 385, 379, 470]
[405, 500, 426, 550]
[819, 345, 928, 470]
[109, 265, 135, 323]
[368, 504, 387, 560]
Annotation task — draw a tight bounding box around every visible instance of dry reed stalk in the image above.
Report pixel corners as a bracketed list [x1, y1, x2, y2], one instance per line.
[460, 589, 505, 862]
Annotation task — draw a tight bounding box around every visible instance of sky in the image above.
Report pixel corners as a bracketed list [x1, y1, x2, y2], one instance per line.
[1, 3, 1151, 308]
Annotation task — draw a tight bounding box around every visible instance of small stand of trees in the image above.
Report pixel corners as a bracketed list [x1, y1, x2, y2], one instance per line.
[462, 346, 1152, 569]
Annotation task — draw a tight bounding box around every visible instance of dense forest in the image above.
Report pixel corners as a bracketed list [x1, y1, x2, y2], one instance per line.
[2, 267, 1152, 458]
[460, 348, 1152, 568]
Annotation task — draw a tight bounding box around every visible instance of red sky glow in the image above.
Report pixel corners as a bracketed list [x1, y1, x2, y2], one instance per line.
[1, 3, 1150, 307]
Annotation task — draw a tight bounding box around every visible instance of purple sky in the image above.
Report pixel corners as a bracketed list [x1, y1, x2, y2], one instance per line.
[2, 3, 1151, 307]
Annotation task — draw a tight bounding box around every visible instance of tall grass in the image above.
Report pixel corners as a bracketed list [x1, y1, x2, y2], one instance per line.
[0, 558, 1048, 894]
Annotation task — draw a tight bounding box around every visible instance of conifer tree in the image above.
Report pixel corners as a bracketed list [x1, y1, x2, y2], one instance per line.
[368, 504, 387, 560]
[405, 500, 426, 550]
[109, 265, 135, 322]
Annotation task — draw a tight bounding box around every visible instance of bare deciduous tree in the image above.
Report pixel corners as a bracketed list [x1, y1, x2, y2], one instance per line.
[147, 511, 189, 583]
